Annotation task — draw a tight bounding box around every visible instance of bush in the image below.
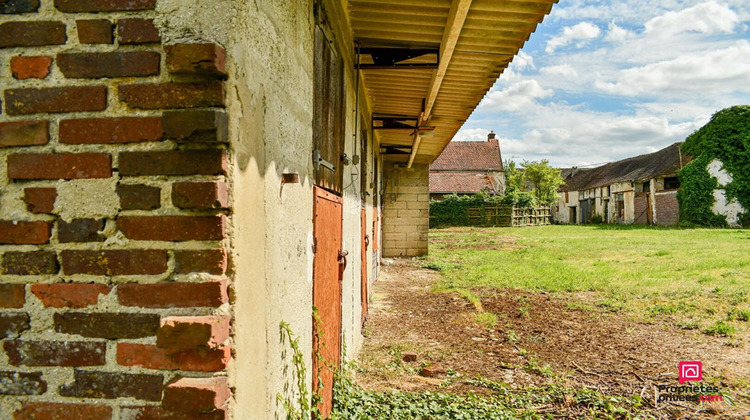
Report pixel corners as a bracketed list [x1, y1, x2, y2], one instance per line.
[590, 214, 603, 224]
[429, 192, 538, 228]
[679, 105, 750, 226]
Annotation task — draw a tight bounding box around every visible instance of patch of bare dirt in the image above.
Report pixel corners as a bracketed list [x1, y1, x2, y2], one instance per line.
[356, 259, 750, 419]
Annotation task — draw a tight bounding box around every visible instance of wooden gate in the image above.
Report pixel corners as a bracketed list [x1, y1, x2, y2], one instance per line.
[312, 187, 343, 417]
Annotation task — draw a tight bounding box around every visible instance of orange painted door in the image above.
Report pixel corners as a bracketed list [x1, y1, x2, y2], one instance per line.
[312, 187, 343, 417]
[360, 207, 368, 325]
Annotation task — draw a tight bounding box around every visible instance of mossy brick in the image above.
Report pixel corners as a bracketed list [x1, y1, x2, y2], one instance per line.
[5, 86, 107, 115]
[55, 0, 156, 12]
[0, 121, 48, 148]
[1, 251, 58, 275]
[77, 19, 113, 44]
[61, 249, 168, 276]
[54, 312, 160, 339]
[60, 117, 162, 144]
[57, 51, 160, 79]
[119, 82, 225, 109]
[118, 18, 160, 44]
[31, 284, 111, 308]
[59, 370, 163, 401]
[0, 21, 65, 47]
[14, 403, 112, 420]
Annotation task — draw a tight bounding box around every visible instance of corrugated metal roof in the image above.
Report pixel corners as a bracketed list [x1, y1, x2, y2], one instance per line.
[348, 0, 556, 164]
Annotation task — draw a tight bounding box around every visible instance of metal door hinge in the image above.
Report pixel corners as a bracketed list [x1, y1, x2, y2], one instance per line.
[313, 149, 335, 172]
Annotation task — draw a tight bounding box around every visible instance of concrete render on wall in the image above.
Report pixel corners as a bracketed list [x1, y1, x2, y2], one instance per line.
[156, 1, 373, 418]
[707, 159, 745, 227]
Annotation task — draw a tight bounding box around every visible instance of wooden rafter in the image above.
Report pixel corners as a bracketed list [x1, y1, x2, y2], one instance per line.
[407, 0, 472, 168]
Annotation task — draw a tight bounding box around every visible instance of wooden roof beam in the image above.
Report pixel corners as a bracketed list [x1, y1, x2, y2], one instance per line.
[408, 0, 472, 168]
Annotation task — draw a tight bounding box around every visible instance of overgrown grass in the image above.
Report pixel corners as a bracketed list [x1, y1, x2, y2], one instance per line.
[428, 225, 750, 333]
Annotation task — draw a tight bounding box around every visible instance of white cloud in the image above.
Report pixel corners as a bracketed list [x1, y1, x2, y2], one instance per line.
[605, 20, 634, 42]
[512, 51, 535, 71]
[479, 80, 554, 112]
[644, 1, 740, 38]
[453, 127, 492, 142]
[546, 22, 602, 53]
[596, 40, 750, 96]
[540, 63, 579, 78]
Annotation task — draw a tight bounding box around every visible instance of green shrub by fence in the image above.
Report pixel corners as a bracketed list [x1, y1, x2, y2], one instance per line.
[429, 193, 550, 228]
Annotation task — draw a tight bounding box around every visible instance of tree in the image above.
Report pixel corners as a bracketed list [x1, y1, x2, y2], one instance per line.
[503, 159, 525, 194]
[521, 160, 564, 205]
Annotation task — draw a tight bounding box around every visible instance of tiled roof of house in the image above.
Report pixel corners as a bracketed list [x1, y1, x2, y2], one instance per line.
[430, 139, 503, 171]
[561, 142, 688, 192]
[429, 171, 496, 194]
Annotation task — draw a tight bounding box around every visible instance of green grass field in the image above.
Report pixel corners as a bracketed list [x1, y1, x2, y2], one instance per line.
[425, 225, 750, 333]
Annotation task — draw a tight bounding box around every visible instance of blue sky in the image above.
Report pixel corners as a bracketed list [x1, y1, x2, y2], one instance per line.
[456, 0, 750, 167]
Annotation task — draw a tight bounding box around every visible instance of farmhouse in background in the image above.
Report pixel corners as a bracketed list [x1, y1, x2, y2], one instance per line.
[554, 143, 687, 225]
[429, 131, 505, 200]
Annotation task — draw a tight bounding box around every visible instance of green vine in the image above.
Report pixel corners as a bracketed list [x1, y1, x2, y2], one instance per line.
[278, 307, 328, 420]
[678, 105, 750, 226]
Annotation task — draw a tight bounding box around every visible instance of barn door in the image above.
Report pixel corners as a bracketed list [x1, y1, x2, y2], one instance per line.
[312, 187, 343, 417]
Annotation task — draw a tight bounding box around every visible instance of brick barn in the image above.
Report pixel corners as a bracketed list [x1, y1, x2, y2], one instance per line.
[554, 143, 687, 226]
[0, 0, 555, 418]
[429, 131, 505, 201]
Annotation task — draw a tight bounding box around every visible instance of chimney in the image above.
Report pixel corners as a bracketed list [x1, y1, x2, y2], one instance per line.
[487, 131, 496, 141]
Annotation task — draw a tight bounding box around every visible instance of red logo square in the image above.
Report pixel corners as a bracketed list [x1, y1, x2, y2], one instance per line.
[679, 361, 702, 384]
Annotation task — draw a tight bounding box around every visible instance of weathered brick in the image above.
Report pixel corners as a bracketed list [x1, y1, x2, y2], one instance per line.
[14, 403, 112, 420]
[0, 371, 46, 396]
[117, 184, 161, 210]
[55, 0, 156, 12]
[174, 249, 227, 275]
[119, 150, 227, 176]
[118, 280, 228, 308]
[117, 343, 230, 372]
[0, 313, 30, 338]
[0, 284, 25, 308]
[172, 182, 228, 209]
[55, 312, 159, 339]
[120, 406, 226, 420]
[0, 121, 48, 148]
[58, 51, 160, 79]
[62, 249, 168, 276]
[1, 251, 58, 275]
[58, 219, 105, 243]
[0, 21, 66, 47]
[166, 43, 226, 78]
[157, 316, 229, 354]
[4, 341, 106, 366]
[0, 221, 51, 245]
[118, 18, 160, 44]
[7, 153, 112, 179]
[60, 370, 163, 401]
[60, 117, 162, 144]
[163, 377, 230, 414]
[119, 82, 225, 109]
[31, 283, 111, 308]
[118, 216, 225, 242]
[1, 0, 40, 14]
[10, 56, 52, 80]
[5, 86, 107, 115]
[77, 19, 113, 44]
[163, 110, 228, 143]
[23, 187, 56, 214]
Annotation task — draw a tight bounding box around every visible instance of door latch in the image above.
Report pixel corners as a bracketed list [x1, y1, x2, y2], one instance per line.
[338, 249, 348, 269]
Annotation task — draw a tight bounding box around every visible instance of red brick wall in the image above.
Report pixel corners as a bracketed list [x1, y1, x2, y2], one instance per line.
[0, 1, 231, 417]
[633, 194, 649, 225]
[655, 191, 679, 226]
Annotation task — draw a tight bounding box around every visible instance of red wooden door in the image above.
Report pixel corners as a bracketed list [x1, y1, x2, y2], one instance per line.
[360, 207, 368, 325]
[312, 187, 343, 417]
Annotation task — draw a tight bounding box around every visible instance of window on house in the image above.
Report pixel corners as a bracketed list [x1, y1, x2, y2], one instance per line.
[565, 191, 569, 203]
[664, 177, 680, 190]
[642, 181, 650, 193]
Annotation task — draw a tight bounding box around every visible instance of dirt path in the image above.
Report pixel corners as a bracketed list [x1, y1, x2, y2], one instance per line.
[355, 259, 750, 418]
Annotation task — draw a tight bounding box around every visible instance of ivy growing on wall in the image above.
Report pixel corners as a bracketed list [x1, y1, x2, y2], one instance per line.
[678, 105, 750, 226]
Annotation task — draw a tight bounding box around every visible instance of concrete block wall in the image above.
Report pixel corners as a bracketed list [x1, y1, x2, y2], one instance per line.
[0, 1, 232, 418]
[382, 162, 429, 257]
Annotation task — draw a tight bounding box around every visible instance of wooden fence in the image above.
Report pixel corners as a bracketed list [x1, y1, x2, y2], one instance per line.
[465, 206, 551, 227]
